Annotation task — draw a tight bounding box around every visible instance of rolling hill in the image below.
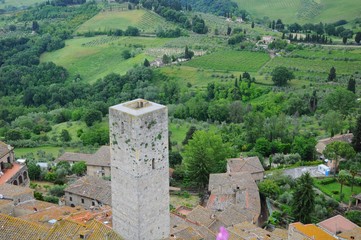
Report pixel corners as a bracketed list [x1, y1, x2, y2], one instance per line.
[235, 0, 361, 24]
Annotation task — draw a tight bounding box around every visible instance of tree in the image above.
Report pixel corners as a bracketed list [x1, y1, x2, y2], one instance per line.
[291, 136, 316, 161]
[143, 58, 150, 67]
[323, 88, 356, 115]
[346, 210, 361, 226]
[83, 110, 102, 127]
[251, 21, 254, 28]
[342, 37, 347, 44]
[162, 54, 171, 64]
[258, 179, 280, 199]
[71, 161, 87, 176]
[349, 164, 359, 193]
[32, 21, 39, 32]
[182, 131, 233, 189]
[27, 162, 41, 180]
[328, 66, 336, 81]
[322, 111, 343, 137]
[352, 115, 361, 152]
[324, 141, 356, 177]
[355, 32, 361, 44]
[255, 137, 272, 157]
[182, 126, 197, 145]
[60, 129, 71, 142]
[121, 49, 132, 59]
[347, 76, 356, 93]
[292, 172, 315, 223]
[184, 45, 194, 59]
[271, 66, 294, 86]
[338, 170, 351, 200]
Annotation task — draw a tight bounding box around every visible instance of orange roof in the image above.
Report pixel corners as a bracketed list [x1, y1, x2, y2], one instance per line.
[291, 222, 337, 240]
[318, 215, 359, 234]
[0, 163, 24, 185]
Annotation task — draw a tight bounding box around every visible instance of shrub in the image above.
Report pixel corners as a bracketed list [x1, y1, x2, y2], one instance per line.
[44, 195, 59, 204]
[320, 178, 336, 185]
[331, 190, 339, 195]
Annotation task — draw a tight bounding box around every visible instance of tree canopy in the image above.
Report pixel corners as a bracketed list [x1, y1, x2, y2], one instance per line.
[182, 130, 234, 189]
[271, 66, 294, 86]
[292, 172, 315, 223]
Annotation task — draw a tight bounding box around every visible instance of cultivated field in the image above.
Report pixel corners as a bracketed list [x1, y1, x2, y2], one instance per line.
[263, 48, 361, 80]
[184, 50, 270, 72]
[235, 0, 361, 23]
[0, 0, 45, 9]
[41, 36, 170, 83]
[75, 9, 177, 34]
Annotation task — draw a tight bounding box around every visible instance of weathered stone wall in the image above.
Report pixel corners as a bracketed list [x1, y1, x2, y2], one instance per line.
[64, 192, 100, 209]
[87, 165, 111, 178]
[110, 99, 170, 240]
[0, 201, 14, 216]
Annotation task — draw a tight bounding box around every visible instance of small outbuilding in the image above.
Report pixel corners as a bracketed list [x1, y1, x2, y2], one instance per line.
[317, 164, 330, 176]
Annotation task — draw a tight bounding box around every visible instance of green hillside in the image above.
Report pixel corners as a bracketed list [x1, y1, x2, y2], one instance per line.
[0, 0, 45, 9]
[75, 9, 177, 34]
[235, 0, 361, 23]
[40, 36, 170, 83]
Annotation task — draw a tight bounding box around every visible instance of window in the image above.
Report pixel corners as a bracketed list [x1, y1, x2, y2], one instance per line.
[70, 197, 72, 201]
[81, 198, 84, 204]
[152, 159, 155, 170]
[92, 201, 95, 206]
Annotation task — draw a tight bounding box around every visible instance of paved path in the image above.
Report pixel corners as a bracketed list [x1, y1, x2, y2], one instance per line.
[282, 166, 324, 179]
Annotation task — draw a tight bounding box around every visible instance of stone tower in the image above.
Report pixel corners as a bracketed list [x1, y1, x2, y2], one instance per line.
[109, 99, 170, 240]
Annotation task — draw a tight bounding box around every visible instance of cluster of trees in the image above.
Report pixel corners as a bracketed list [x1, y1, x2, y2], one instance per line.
[140, 0, 208, 34]
[156, 27, 185, 38]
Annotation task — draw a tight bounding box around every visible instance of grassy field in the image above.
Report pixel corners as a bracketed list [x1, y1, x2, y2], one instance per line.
[0, 0, 45, 9]
[41, 36, 169, 83]
[263, 47, 361, 79]
[235, 0, 361, 24]
[75, 9, 176, 34]
[14, 146, 80, 159]
[184, 50, 270, 72]
[314, 178, 361, 203]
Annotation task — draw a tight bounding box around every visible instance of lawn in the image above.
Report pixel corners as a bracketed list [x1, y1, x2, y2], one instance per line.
[314, 178, 361, 203]
[0, 0, 45, 9]
[75, 9, 176, 34]
[234, 0, 361, 24]
[184, 50, 270, 72]
[14, 146, 80, 159]
[40, 36, 169, 83]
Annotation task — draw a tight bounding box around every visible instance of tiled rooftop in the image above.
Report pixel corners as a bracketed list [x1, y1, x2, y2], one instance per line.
[291, 222, 337, 240]
[0, 183, 33, 197]
[64, 175, 111, 205]
[56, 146, 111, 167]
[318, 214, 359, 235]
[227, 156, 264, 174]
[0, 163, 24, 185]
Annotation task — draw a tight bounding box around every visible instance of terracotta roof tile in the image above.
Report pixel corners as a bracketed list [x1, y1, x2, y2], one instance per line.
[291, 222, 337, 240]
[56, 146, 110, 167]
[0, 213, 49, 240]
[56, 152, 92, 163]
[318, 214, 359, 235]
[337, 227, 361, 240]
[64, 176, 111, 205]
[0, 183, 33, 197]
[186, 205, 215, 227]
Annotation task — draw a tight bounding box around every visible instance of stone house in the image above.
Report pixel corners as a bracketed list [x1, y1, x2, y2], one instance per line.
[0, 183, 34, 206]
[226, 156, 265, 182]
[0, 141, 29, 187]
[56, 146, 111, 178]
[63, 176, 111, 209]
[207, 172, 261, 223]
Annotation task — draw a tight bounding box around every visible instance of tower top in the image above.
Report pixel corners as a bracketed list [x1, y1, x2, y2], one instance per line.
[110, 98, 166, 116]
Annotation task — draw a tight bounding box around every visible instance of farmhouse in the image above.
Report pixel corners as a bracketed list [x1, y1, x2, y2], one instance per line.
[56, 146, 111, 178]
[63, 175, 111, 208]
[0, 141, 29, 187]
[207, 172, 261, 223]
[227, 156, 265, 181]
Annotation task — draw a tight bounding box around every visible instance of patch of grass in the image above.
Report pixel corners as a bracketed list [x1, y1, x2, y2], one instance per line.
[48, 121, 87, 142]
[14, 146, 79, 159]
[170, 193, 200, 208]
[41, 36, 169, 83]
[184, 50, 270, 72]
[314, 178, 361, 203]
[0, 0, 45, 9]
[76, 9, 176, 34]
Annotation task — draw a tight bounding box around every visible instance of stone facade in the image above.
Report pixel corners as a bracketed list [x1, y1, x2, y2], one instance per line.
[109, 99, 170, 240]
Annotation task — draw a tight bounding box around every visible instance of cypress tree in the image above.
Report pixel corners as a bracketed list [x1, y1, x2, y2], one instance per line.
[352, 115, 361, 152]
[347, 76, 356, 93]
